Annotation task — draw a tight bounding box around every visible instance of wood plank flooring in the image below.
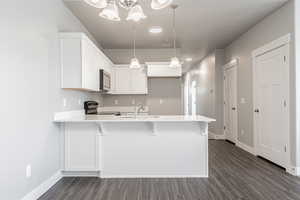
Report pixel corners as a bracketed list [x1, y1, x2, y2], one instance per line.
[39, 140, 300, 200]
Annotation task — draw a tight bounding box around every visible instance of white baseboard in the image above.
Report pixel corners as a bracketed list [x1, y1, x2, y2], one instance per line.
[236, 141, 256, 155]
[287, 166, 300, 176]
[21, 171, 62, 200]
[62, 171, 100, 177]
[100, 174, 208, 178]
[208, 132, 225, 140]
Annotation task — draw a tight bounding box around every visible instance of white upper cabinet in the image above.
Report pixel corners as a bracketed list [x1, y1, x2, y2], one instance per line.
[146, 62, 182, 77]
[60, 32, 113, 92]
[111, 65, 148, 94]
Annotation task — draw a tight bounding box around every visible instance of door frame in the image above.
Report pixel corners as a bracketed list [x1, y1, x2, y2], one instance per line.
[223, 59, 238, 143]
[252, 34, 291, 169]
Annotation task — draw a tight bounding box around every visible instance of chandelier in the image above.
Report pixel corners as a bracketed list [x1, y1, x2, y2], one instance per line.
[84, 0, 173, 22]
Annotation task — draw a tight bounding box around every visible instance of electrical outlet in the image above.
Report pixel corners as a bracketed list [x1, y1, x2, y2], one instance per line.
[241, 129, 245, 135]
[114, 100, 118, 105]
[132, 99, 136, 105]
[78, 99, 82, 105]
[159, 99, 164, 104]
[26, 165, 31, 178]
[63, 98, 67, 108]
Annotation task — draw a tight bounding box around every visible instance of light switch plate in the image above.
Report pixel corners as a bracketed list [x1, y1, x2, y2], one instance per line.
[63, 98, 67, 107]
[114, 100, 119, 105]
[240, 98, 246, 104]
[26, 165, 31, 178]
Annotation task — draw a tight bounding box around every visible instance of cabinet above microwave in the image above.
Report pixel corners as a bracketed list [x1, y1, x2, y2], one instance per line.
[60, 32, 113, 92]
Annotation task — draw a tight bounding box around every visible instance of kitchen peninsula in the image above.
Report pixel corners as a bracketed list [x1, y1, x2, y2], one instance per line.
[54, 113, 215, 178]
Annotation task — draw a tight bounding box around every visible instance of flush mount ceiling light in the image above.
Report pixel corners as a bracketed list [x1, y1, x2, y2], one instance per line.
[84, 0, 107, 8]
[99, 0, 121, 21]
[151, 0, 173, 10]
[85, 0, 171, 22]
[149, 26, 163, 34]
[169, 4, 182, 68]
[185, 57, 193, 62]
[129, 27, 141, 69]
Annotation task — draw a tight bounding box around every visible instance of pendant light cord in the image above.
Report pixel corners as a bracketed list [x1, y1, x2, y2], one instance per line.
[173, 6, 177, 57]
[133, 25, 136, 58]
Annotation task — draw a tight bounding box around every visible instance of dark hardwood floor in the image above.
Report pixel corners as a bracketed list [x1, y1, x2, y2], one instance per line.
[39, 140, 300, 200]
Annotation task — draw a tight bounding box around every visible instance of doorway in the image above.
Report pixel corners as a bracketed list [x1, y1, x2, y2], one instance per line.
[253, 35, 290, 169]
[223, 60, 238, 144]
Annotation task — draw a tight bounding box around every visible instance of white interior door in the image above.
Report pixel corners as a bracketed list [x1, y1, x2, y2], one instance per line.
[254, 45, 289, 168]
[224, 66, 238, 143]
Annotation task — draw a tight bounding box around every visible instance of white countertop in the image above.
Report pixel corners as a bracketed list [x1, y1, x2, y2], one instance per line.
[54, 114, 215, 123]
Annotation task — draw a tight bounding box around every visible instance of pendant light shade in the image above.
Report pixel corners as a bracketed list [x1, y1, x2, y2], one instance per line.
[127, 4, 147, 22]
[170, 57, 181, 68]
[129, 27, 141, 69]
[99, 0, 120, 21]
[129, 58, 141, 68]
[169, 5, 181, 68]
[151, 0, 173, 10]
[84, 0, 107, 8]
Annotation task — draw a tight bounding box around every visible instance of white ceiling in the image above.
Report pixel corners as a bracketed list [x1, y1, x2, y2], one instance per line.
[64, 0, 288, 64]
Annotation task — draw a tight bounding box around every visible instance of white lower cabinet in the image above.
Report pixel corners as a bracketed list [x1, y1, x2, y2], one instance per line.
[112, 65, 148, 94]
[64, 123, 100, 172]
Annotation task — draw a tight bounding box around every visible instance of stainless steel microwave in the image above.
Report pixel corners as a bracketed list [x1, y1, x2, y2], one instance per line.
[99, 69, 111, 92]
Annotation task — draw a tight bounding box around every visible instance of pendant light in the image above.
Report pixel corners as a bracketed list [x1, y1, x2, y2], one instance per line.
[127, 4, 147, 22]
[84, 0, 107, 8]
[151, 0, 173, 10]
[170, 5, 181, 68]
[99, 0, 120, 21]
[129, 27, 141, 69]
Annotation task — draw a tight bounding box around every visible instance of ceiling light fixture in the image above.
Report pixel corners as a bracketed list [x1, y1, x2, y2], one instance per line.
[119, 0, 137, 9]
[85, 0, 171, 22]
[129, 27, 141, 69]
[99, 0, 121, 21]
[185, 57, 193, 62]
[151, 0, 173, 10]
[149, 26, 163, 34]
[84, 0, 107, 8]
[127, 4, 147, 22]
[169, 5, 181, 68]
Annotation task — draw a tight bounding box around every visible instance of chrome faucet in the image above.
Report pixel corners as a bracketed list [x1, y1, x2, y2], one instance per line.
[135, 103, 145, 117]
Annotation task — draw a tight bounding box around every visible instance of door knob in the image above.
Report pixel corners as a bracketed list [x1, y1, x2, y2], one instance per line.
[254, 109, 260, 113]
[232, 107, 236, 111]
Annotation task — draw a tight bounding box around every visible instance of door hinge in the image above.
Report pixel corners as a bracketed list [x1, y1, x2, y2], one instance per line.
[224, 126, 226, 130]
[224, 76, 226, 80]
[284, 145, 287, 152]
[284, 56, 286, 62]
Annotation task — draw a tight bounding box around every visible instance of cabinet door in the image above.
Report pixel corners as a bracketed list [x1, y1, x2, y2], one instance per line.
[114, 67, 131, 93]
[81, 39, 99, 91]
[65, 123, 100, 171]
[131, 68, 148, 94]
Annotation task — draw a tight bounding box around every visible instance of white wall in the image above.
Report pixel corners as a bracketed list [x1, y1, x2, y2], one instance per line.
[103, 78, 183, 115]
[224, 1, 296, 164]
[0, 1, 101, 199]
[294, 0, 300, 170]
[184, 50, 225, 135]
